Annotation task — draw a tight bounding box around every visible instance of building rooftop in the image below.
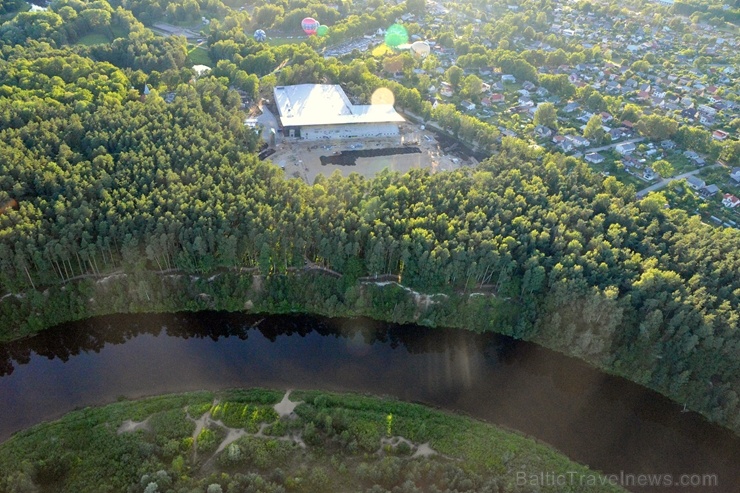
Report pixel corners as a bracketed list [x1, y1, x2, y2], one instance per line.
[273, 84, 405, 127]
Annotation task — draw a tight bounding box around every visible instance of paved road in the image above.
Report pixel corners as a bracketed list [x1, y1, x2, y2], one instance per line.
[636, 164, 722, 198]
[585, 137, 645, 154]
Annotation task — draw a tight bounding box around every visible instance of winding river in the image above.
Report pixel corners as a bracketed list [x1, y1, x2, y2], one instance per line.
[0, 312, 738, 492]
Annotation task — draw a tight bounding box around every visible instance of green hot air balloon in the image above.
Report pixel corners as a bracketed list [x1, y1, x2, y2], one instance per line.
[317, 25, 329, 37]
[384, 24, 408, 48]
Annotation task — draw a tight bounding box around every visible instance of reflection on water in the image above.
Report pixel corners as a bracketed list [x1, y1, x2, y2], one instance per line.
[0, 312, 738, 493]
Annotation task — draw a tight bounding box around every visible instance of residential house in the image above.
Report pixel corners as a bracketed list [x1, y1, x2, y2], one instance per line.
[622, 156, 640, 168]
[609, 128, 628, 141]
[605, 81, 621, 94]
[534, 125, 553, 139]
[712, 130, 729, 141]
[699, 114, 715, 126]
[681, 108, 697, 121]
[511, 102, 534, 114]
[637, 91, 651, 101]
[577, 112, 593, 124]
[615, 142, 636, 155]
[700, 184, 720, 198]
[501, 74, 516, 83]
[563, 102, 581, 113]
[722, 193, 740, 208]
[698, 104, 717, 116]
[730, 168, 740, 183]
[552, 135, 573, 152]
[558, 140, 575, 152]
[686, 176, 706, 190]
[566, 135, 590, 147]
[489, 93, 505, 104]
[585, 152, 605, 163]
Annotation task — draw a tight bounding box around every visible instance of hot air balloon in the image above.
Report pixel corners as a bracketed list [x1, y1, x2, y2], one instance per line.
[301, 17, 319, 35]
[254, 29, 266, 42]
[317, 25, 329, 37]
[384, 23, 408, 48]
[410, 40, 430, 58]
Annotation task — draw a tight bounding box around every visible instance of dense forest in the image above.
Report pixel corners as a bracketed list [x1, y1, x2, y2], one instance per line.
[0, 0, 739, 438]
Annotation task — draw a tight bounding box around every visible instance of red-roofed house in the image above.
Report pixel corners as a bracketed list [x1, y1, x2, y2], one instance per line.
[489, 93, 505, 104]
[712, 129, 729, 141]
[722, 193, 740, 208]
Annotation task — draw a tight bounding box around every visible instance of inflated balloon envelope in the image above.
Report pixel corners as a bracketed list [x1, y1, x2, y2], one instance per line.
[301, 17, 319, 35]
[384, 24, 408, 48]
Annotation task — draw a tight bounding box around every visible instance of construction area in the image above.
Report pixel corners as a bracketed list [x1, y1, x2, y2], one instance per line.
[266, 123, 474, 183]
[253, 95, 476, 182]
[245, 84, 474, 181]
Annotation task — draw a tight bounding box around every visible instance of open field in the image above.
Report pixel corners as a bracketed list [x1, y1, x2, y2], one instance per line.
[266, 36, 308, 46]
[76, 33, 109, 45]
[187, 44, 212, 65]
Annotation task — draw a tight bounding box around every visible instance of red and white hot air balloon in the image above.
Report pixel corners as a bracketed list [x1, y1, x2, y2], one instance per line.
[301, 17, 319, 35]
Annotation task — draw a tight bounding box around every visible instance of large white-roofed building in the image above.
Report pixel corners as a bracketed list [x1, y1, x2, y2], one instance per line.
[273, 84, 405, 140]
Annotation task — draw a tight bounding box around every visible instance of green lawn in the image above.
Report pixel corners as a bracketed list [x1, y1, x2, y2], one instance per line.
[110, 25, 127, 39]
[187, 45, 212, 66]
[76, 33, 110, 46]
[267, 36, 307, 46]
[665, 152, 698, 175]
